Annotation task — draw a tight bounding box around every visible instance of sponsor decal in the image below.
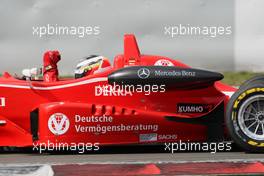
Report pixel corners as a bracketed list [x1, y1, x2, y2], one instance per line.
[154, 59, 174, 66]
[74, 114, 159, 134]
[233, 88, 264, 109]
[248, 140, 264, 147]
[158, 134, 177, 140]
[139, 133, 157, 142]
[137, 68, 150, 79]
[75, 115, 113, 123]
[48, 113, 70, 135]
[154, 70, 196, 77]
[177, 103, 213, 113]
[0, 97, 5, 107]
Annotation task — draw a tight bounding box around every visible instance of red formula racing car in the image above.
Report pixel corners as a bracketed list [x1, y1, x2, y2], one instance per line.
[0, 34, 264, 152]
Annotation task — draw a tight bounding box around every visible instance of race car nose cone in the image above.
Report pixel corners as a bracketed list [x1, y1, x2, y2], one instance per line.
[108, 66, 223, 88]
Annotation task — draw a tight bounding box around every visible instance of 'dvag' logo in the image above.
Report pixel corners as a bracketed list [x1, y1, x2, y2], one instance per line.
[154, 59, 174, 66]
[137, 68, 150, 79]
[48, 113, 70, 135]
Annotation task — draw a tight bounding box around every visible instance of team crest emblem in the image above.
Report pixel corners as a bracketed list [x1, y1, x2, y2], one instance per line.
[48, 113, 70, 135]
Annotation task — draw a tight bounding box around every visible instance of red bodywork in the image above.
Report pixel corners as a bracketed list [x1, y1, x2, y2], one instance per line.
[0, 35, 236, 147]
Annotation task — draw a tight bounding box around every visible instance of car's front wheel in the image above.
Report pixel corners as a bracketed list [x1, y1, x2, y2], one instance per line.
[226, 81, 264, 152]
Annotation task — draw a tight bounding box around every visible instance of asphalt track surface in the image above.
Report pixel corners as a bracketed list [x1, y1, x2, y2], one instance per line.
[1, 152, 264, 165]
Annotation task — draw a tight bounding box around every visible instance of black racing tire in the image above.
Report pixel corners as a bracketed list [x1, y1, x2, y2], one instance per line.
[226, 81, 264, 152]
[239, 75, 264, 89]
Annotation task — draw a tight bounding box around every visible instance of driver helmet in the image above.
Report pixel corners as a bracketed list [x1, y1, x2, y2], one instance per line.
[74, 55, 111, 78]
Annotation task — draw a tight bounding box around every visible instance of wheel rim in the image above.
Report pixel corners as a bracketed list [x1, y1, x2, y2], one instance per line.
[238, 94, 264, 141]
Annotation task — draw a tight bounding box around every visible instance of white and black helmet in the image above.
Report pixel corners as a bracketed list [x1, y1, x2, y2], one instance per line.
[74, 55, 111, 78]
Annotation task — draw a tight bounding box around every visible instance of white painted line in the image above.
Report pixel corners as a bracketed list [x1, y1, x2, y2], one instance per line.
[0, 165, 54, 176]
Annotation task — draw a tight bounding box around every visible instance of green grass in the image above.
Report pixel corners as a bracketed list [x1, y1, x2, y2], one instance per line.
[222, 72, 264, 86]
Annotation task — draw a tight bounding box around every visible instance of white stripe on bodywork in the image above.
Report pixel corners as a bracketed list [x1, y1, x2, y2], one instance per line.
[222, 91, 235, 97]
[0, 77, 108, 90]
